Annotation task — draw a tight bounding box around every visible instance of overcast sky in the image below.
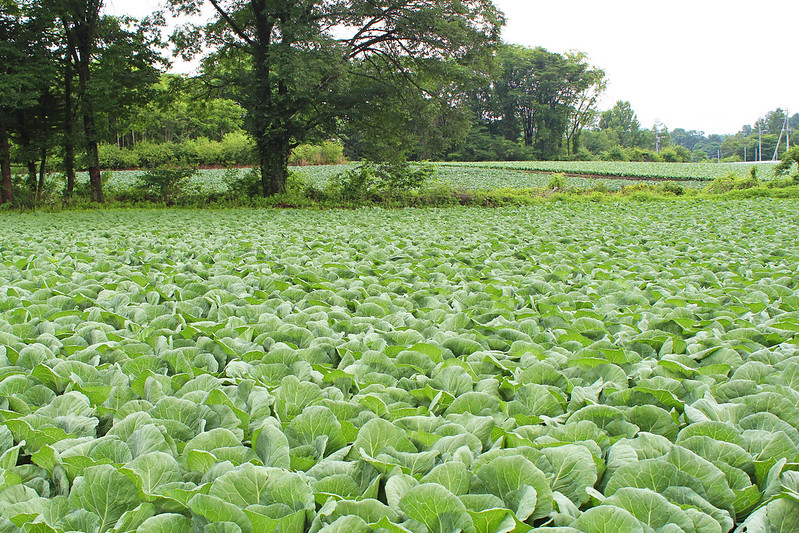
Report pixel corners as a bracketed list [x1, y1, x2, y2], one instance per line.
[107, 0, 799, 135]
[494, 0, 799, 134]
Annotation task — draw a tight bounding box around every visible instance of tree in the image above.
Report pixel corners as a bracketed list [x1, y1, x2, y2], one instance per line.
[599, 100, 642, 148]
[117, 75, 245, 145]
[168, 0, 503, 196]
[488, 45, 602, 159]
[58, 0, 106, 202]
[0, 0, 59, 204]
[563, 51, 605, 156]
[57, 1, 161, 202]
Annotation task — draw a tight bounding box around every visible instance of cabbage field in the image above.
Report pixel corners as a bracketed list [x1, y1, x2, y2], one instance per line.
[0, 201, 798, 532]
[445, 161, 780, 182]
[73, 159, 759, 195]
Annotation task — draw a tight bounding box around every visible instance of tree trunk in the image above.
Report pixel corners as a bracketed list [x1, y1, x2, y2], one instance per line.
[63, 34, 76, 196]
[16, 111, 38, 192]
[85, 132, 103, 203]
[258, 138, 288, 196]
[64, 3, 104, 203]
[0, 112, 12, 205]
[37, 147, 47, 202]
[249, 0, 290, 197]
[77, 60, 103, 203]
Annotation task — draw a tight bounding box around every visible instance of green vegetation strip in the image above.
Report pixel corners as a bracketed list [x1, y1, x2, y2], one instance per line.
[0, 202, 797, 532]
[66, 163, 714, 195]
[444, 161, 781, 182]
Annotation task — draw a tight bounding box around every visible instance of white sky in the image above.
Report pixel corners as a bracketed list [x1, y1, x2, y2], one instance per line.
[107, 0, 799, 134]
[494, 0, 799, 134]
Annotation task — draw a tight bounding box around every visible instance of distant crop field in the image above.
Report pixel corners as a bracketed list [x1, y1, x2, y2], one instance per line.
[63, 159, 759, 194]
[0, 201, 797, 531]
[446, 160, 780, 181]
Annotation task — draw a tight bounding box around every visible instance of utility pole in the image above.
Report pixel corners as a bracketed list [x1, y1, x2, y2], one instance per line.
[758, 122, 762, 162]
[772, 111, 789, 160]
[787, 111, 791, 152]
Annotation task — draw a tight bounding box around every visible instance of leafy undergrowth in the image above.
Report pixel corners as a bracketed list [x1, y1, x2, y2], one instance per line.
[0, 201, 798, 532]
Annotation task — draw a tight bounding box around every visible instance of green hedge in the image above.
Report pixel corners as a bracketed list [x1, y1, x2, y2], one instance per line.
[97, 135, 344, 170]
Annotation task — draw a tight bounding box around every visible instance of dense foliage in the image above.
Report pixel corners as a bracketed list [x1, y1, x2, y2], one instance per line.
[0, 202, 797, 531]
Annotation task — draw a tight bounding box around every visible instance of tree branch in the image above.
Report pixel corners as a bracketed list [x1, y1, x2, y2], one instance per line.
[207, 0, 254, 47]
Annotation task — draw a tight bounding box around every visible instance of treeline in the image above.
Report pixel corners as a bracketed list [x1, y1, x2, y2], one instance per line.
[1, 0, 161, 204]
[668, 109, 798, 162]
[1, 0, 794, 207]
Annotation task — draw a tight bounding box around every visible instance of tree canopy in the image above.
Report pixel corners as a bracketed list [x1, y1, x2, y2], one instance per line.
[167, 0, 504, 196]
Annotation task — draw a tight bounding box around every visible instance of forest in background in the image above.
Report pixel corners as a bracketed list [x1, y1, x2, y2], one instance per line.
[1, 0, 795, 205]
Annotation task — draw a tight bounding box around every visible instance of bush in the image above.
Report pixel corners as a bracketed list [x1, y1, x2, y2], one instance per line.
[776, 146, 799, 176]
[290, 141, 345, 166]
[138, 167, 197, 203]
[565, 149, 595, 161]
[334, 162, 433, 202]
[625, 147, 661, 162]
[661, 181, 685, 195]
[99, 144, 140, 169]
[183, 137, 224, 167]
[223, 167, 262, 199]
[220, 132, 255, 166]
[706, 172, 758, 194]
[602, 146, 628, 161]
[134, 142, 179, 168]
[547, 173, 567, 190]
[660, 146, 691, 162]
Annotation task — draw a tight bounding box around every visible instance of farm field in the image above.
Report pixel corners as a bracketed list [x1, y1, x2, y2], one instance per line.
[446, 161, 781, 182]
[0, 201, 798, 531]
[61, 159, 778, 195]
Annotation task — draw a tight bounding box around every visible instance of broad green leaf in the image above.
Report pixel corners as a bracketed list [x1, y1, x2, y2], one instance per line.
[476, 455, 552, 521]
[570, 505, 644, 533]
[351, 418, 415, 457]
[604, 487, 694, 530]
[542, 444, 598, 506]
[399, 483, 474, 533]
[135, 513, 192, 533]
[68, 464, 140, 532]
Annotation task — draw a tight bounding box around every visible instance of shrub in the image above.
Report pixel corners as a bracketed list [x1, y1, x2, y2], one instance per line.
[133, 142, 179, 168]
[334, 162, 433, 202]
[547, 173, 567, 190]
[625, 147, 662, 162]
[138, 167, 197, 203]
[660, 146, 691, 162]
[98, 144, 140, 169]
[290, 141, 345, 166]
[183, 137, 224, 167]
[602, 146, 628, 161]
[565, 149, 595, 161]
[220, 132, 255, 166]
[775, 146, 799, 176]
[223, 167, 262, 199]
[661, 181, 684, 195]
[706, 172, 758, 194]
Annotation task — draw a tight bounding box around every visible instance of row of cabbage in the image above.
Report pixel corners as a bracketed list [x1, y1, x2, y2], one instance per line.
[61, 161, 718, 195]
[428, 165, 707, 190]
[0, 202, 797, 532]
[442, 161, 780, 182]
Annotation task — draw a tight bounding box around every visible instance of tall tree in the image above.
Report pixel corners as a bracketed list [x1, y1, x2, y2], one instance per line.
[564, 51, 605, 156]
[168, 0, 503, 196]
[599, 100, 643, 148]
[0, 0, 56, 204]
[492, 45, 600, 159]
[59, 0, 105, 202]
[57, 2, 162, 201]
